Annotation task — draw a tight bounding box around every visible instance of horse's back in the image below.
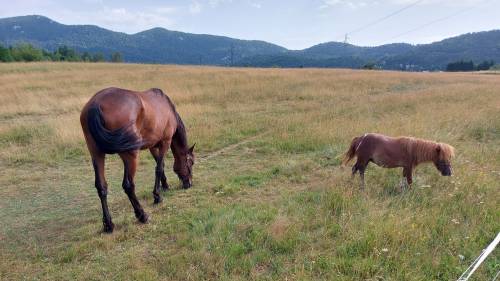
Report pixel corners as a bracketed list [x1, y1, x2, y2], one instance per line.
[84, 87, 144, 131]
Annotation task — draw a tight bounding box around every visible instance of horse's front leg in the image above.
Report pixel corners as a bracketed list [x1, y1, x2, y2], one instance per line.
[150, 141, 171, 204]
[119, 151, 148, 223]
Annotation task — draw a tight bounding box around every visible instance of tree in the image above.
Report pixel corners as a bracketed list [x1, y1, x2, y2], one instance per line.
[110, 52, 123, 62]
[91, 53, 105, 62]
[0, 44, 13, 62]
[81, 52, 91, 62]
[10, 44, 43, 62]
[362, 62, 377, 70]
[53, 46, 81, 61]
[446, 60, 474, 72]
[476, 60, 495, 71]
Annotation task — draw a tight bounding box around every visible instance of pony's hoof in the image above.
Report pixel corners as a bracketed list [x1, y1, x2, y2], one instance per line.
[161, 184, 169, 191]
[154, 197, 163, 204]
[138, 213, 149, 224]
[103, 222, 114, 233]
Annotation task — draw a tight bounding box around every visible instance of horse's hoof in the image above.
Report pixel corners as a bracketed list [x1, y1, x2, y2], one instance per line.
[138, 213, 149, 224]
[161, 184, 169, 191]
[103, 223, 114, 233]
[154, 197, 163, 204]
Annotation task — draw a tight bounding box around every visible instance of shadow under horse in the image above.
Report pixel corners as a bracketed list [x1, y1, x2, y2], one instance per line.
[80, 87, 195, 233]
[342, 133, 454, 190]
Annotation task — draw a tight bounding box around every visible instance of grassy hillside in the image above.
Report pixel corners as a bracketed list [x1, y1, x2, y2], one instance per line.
[0, 63, 498, 281]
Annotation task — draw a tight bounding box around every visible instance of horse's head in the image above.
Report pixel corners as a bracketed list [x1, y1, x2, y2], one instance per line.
[173, 144, 195, 188]
[433, 143, 455, 176]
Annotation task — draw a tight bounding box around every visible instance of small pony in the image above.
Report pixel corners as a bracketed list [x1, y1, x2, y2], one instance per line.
[342, 133, 455, 189]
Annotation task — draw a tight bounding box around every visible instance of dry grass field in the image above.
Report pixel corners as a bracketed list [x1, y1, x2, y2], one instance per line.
[0, 62, 498, 281]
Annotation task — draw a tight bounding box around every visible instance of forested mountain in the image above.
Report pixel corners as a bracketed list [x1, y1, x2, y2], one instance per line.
[0, 15, 286, 65]
[1, 15, 499, 70]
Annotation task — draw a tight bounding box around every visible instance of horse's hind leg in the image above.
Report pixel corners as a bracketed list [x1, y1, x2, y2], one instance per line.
[92, 153, 114, 233]
[119, 151, 148, 223]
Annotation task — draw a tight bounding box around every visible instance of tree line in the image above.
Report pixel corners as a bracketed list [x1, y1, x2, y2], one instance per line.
[0, 43, 123, 63]
[446, 60, 495, 72]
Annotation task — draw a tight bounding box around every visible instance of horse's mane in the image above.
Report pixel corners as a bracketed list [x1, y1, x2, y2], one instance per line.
[150, 88, 188, 150]
[400, 137, 455, 164]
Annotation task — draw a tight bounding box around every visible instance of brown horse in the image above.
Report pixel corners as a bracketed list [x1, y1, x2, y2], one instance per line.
[80, 87, 195, 233]
[342, 133, 454, 190]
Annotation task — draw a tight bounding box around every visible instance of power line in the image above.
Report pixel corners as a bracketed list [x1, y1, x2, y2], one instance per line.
[345, 0, 424, 37]
[388, 0, 495, 42]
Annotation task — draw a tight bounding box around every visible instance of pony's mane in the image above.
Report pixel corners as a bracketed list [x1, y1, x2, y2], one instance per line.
[149, 88, 188, 150]
[400, 137, 455, 164]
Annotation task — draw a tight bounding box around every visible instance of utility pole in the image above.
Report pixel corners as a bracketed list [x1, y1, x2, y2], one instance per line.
[344, 33, 349, 44]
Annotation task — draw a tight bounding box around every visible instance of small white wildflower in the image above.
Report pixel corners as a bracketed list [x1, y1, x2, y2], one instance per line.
[451, 219, 460, 224]
[459, 254, 465, 260]
[382, 248, 389, 252]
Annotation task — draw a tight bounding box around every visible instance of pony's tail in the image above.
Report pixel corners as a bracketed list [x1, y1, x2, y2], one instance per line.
[342, 136, 361, 165]
[87, 105, 144, 154]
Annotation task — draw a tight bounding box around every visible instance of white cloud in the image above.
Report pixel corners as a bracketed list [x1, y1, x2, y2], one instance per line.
[320, 0, 369, 10]
[249, 1, 262, 9]
[43, 6, 177, 34]
[208, 0, 233, 7]
[96, 7, 176, 32]
[189, 1, 202, 14]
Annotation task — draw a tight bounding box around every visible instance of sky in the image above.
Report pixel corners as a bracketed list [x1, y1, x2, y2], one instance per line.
[1, 0, 499, 49]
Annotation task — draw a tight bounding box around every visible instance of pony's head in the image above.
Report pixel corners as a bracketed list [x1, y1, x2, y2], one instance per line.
[173, 144, 195, 188]
[433, 143, 455, 176]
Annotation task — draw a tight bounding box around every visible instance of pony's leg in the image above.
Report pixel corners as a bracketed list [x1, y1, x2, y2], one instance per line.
[92, 153, 114, 233]
[353, 159, 368, 190]
[351, 164, 358, 180]
[359, 167, 366, 190]
[403, 166, 413, 189]
[119, 151, 149, 223]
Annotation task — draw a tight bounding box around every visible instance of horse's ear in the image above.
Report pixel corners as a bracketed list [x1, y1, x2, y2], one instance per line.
[436, 145, 441, 155]
[189, 143, 196, 154]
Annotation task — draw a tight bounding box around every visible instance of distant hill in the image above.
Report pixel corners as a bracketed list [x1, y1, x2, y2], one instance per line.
[0, 15, 286, 65]
[1, 15, 500, 70]
[239, 32, 500, 70]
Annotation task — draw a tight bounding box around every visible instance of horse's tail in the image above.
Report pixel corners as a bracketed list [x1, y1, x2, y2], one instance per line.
[86, 105, 143, 154]
[342, 136, 362, 165]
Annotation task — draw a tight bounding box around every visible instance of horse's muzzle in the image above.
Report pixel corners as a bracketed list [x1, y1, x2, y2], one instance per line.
[182, 180, 192, 189]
